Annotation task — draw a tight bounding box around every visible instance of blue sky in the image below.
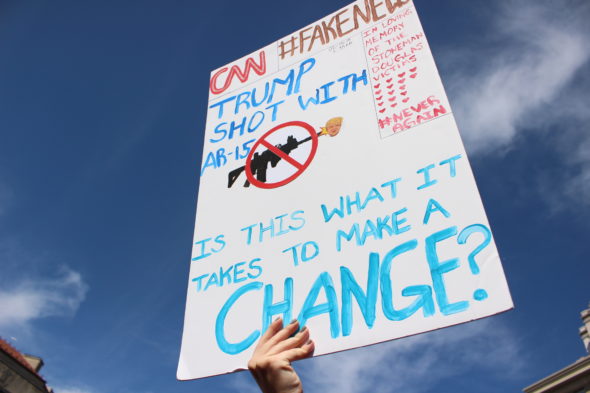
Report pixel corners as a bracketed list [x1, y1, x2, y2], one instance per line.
[0, 1, 589, 392]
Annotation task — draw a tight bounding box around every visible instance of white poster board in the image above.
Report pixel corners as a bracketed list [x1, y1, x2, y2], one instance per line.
[178, 0, 513, 380]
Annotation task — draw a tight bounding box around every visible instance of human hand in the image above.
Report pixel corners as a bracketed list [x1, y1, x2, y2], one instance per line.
[248, 318, 315, 393]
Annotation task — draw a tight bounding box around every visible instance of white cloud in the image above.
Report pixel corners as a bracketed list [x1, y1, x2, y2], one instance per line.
[0, 267, 88, 329]
[300, 318, 523, 393]
[55, 388, 95, 393]
[447, 0, 589, 153]
[444, 0, 590, 210]
[565, 137, 590, 204]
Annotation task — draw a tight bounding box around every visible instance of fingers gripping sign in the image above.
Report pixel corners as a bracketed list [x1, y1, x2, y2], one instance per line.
[248, 318, 315, 393]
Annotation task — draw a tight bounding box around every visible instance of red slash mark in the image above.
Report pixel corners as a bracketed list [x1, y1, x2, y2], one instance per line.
[245, 121, 318, 189]
[259, 140, 303, 170]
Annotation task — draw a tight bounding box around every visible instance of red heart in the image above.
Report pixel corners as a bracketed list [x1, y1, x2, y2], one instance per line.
[374, 83, 381, 88]
[402, 97, 409, 103]
[391, 103, 398, 108]
[410, 67, 417, 72]
[379, 108, 386, 113]
[401, 91, 408, 96]
[398, 78, 406, 84]
[409, 73, 417, 78]
[398, 72, 406, 77]
[373, 77, 380, 82]
[375, 89, 382, 95]
[386, 78, 393, 83]
[386, 84, 394, 89]
[378, 102, 384, 106]
[376, 95, 383, 100]
[388, 90, 395, 95]
[400, 85, 406, 90]
[388, 96, 397, 101]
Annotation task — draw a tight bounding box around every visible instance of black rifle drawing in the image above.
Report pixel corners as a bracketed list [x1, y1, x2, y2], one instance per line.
[227, 133, 320, 188]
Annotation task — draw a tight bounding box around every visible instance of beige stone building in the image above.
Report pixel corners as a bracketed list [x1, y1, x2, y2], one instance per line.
[524, 302, 590, 393]
[0, 338, 52, 393]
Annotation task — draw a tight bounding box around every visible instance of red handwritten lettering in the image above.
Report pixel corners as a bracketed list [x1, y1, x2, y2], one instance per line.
[210, 51, 267, 95]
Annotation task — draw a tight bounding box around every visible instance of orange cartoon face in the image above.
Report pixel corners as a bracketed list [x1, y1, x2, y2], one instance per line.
[325, 117, 343, 137]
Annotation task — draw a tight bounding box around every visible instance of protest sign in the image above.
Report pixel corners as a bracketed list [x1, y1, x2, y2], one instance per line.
[178, 0, 513, 380]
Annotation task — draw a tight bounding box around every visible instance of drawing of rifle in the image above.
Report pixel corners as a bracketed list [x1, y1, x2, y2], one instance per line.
[227, 133, 319, 188]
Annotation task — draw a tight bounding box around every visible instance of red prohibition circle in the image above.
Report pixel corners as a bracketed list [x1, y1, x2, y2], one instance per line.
[245, 121, 318, 189]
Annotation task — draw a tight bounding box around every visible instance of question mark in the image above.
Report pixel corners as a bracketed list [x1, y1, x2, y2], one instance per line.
[457, 224, 492, 301]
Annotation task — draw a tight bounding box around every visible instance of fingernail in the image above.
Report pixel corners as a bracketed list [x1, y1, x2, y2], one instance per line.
[300, 326, 307, 333]
[274, 316, 282, 323]
[290, 319, 298, 325]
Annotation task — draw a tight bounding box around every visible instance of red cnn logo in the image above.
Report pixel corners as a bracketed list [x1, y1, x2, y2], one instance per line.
[209, 51, 267, 95]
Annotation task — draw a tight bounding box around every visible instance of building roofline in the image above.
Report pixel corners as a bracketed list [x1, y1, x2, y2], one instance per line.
[523, 355, 590, 393]
[0, 337, 45, 380]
